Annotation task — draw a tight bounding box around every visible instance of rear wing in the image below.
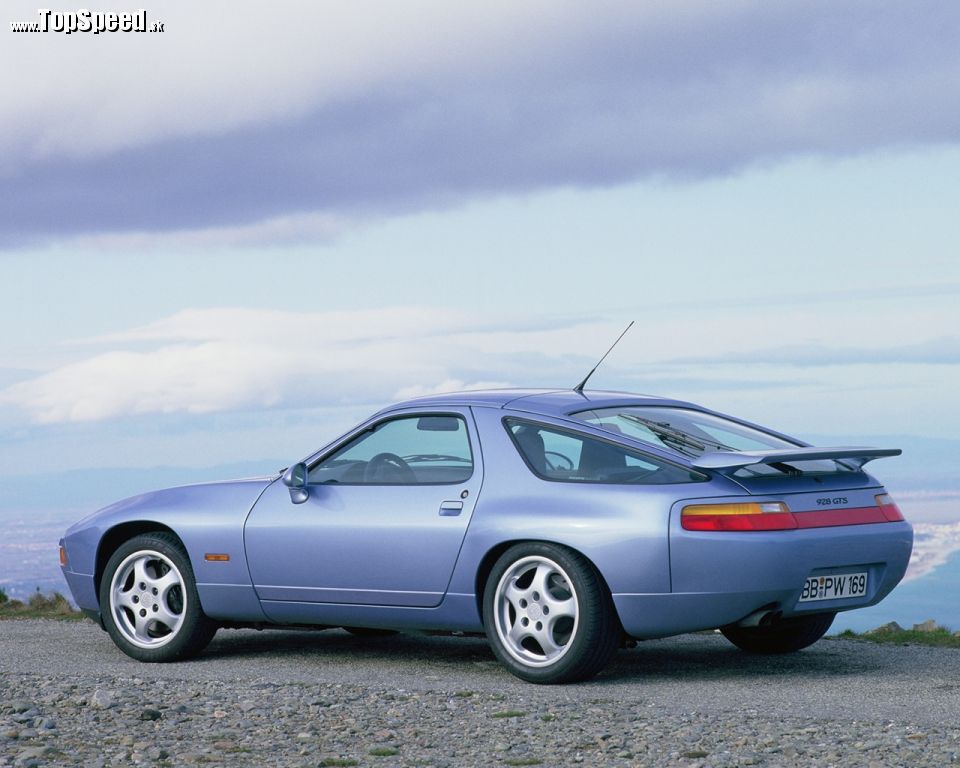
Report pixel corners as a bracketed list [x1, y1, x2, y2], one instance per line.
[692, 446, 901, 471]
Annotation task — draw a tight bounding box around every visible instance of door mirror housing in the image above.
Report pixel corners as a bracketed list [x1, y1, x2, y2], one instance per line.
[282, 462, 309, 504]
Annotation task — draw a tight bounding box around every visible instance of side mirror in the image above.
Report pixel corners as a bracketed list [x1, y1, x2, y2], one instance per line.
[282, 462, 309, 504]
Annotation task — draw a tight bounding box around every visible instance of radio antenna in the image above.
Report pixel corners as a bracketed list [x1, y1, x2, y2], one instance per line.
[573, 320, 634, 394]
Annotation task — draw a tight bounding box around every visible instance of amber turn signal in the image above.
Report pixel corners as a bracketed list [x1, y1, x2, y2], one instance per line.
[875, 493, 904, 522]
[681, 502, 797, 531]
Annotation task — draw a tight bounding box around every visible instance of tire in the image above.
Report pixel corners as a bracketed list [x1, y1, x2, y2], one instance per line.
[721, 612, 835, 654]
[483, 543, 618, 684]
[99, 532, 217, 662]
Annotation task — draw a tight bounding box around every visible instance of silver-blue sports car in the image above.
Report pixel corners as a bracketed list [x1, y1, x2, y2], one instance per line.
[60, 389, 912, 683]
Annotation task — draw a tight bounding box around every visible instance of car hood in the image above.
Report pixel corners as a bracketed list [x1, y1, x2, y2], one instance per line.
[66, 475, 277, 534]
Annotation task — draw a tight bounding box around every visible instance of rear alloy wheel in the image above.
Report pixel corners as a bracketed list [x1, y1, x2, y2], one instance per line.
[483, 543, 618, 683]
[721, 612, 836, 654]
[99, 533, 217, 662]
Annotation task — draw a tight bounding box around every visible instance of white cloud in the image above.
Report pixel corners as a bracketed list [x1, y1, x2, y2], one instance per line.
[0, 0, 621, 169]
[392, 379, 511, 401]
[0, 308, 618, 423]
[2, 299, 956, 438]
[61, 211, 354, 251]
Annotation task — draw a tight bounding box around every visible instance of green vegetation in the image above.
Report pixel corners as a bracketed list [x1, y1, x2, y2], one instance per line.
[318, 759, 360, 767]
[491, 710, 528, 719]
[838, 624, 960, 648]
[368, 747, 400, 757]
[0, 590, 83, 620]
[504, 759, 543, 766]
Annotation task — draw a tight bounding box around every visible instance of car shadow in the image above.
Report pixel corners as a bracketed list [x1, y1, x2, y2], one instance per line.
[197, 628, 888, 684]
[599, 635, 881, 684]
[201, 627, 495, 664]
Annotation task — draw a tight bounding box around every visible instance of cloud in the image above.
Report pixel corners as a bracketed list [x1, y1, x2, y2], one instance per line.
[3, 1, 960, 246]
[392, 379, 512, 401]
[61, 211, 355, 251]
[671, 337, 960, 367]
[0, 308, 618, 423]
[0, 368, 39, 389]
[2, 298, 957, 432]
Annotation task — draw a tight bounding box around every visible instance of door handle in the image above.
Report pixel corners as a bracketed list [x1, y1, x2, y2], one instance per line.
[439, 501, 464, 516]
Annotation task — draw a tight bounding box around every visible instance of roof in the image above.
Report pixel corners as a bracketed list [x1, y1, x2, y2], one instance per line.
[377, 388, 698, 419]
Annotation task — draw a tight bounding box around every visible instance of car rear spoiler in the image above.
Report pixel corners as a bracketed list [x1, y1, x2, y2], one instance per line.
[692, 446, 902, 471]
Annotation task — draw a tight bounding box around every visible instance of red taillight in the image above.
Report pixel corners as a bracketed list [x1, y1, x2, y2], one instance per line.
[875, 493, 904, 522]
[681, 502, 797, 531]
[59, 545, 68, 567]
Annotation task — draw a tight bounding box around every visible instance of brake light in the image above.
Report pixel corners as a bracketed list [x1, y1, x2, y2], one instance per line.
[875, 493, 904, 522]
[681, 502, 797, 531]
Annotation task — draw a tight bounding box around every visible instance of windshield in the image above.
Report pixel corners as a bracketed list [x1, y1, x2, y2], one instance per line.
[575, 406, 855, 476]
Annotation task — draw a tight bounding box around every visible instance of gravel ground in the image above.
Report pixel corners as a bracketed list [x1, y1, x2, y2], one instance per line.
[2, 619, 959, 767]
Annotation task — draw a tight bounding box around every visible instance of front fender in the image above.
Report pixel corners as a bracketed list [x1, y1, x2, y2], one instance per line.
[61, 477, 274, 622]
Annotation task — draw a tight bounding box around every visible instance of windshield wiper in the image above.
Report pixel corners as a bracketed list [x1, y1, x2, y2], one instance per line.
[618, 414, 711, 457]
[768, 461, 803, 476]
[620, 414, 809, 476]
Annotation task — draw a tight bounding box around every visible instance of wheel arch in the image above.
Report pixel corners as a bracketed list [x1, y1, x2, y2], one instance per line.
[95, 522, 184, 605]
[473, 539, 618, 626]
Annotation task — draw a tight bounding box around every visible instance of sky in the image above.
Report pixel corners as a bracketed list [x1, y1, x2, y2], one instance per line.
[2, 1, 959, 491]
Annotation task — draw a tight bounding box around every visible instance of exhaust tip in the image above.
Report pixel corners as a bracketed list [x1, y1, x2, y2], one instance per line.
[736, 606, 782, 628]
[758, 610, 783, 627]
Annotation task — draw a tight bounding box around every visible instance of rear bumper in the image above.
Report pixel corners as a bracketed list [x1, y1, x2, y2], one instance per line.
[615, 520, 912, 638]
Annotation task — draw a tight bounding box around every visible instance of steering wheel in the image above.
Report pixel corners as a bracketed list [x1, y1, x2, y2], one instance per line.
[545, 451, 574, 471]
[364, 452, 417, 483]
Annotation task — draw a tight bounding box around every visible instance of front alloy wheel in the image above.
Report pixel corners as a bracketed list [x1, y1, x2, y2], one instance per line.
[99, 533, 217, 662]
[483, 543, 618, 683]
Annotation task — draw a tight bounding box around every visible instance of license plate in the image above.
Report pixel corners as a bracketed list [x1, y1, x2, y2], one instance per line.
[798, 572, 868, 602]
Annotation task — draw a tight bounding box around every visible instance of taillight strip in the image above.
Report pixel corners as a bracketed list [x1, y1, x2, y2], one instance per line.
[792, 507, 888, 528]
[681, 496, 905, 532]
[682, 512, 797, 532]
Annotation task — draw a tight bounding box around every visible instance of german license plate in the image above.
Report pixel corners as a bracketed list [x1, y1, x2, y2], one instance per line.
[798, 572, 868, 602]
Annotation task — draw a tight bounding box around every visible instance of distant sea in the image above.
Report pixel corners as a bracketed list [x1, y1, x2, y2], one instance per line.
[0, 506, 83, 600]
[831, 548, 960, 634]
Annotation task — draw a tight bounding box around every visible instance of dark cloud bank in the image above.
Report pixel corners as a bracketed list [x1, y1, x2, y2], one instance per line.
[4, 1, 960, 247]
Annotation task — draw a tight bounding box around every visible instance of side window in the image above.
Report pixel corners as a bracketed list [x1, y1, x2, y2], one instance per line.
[505, 419, 704, 485]
[309, 414, 473, 485]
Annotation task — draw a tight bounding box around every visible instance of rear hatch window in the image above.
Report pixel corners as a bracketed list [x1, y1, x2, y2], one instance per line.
[574, 406, 858, 478]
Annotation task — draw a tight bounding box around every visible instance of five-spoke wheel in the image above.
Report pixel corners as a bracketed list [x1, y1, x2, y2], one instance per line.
[100, 533, 217, 662]
[109, 548, 186, 648]
[484, 543, 618, 683]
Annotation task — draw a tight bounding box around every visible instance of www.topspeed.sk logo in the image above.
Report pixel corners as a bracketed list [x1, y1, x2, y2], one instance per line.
[10, 9, 164, 34]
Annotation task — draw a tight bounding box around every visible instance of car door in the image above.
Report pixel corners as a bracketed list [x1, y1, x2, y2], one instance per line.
[244, 409, 481, 608]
